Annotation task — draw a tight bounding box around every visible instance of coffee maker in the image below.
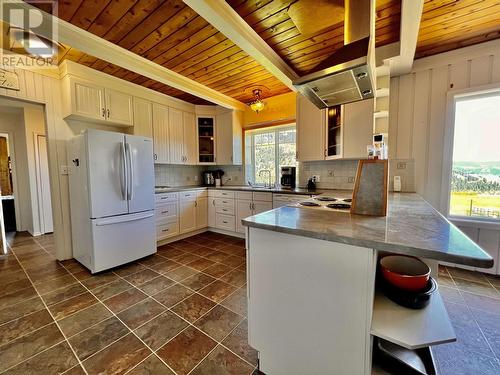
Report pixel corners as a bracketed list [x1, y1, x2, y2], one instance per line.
[202, 171, 215, 186]
[280, 166, 296, 189]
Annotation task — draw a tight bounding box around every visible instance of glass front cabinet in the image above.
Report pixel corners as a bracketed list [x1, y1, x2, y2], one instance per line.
[197, 116, 215, 164]
[325, 105, 343, 159]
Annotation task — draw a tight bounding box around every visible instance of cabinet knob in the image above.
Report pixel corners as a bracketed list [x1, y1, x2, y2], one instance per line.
[161, 210, 168, 214]
[154, 154, 158, 160]
[162, 229, 169, 232]
[102, 108, 106, 118]
[107, 109, 110, 118]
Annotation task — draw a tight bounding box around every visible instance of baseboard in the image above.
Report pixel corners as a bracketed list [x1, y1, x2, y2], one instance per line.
[156, 227, 245, 247]
[207, 227, 245, 239]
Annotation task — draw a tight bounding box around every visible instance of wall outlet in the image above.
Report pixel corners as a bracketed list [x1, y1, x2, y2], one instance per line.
[348, 177, 355, 183]
[194, 175, 198, 182]
[60, 165, 68, 175]
[328, 170, 334, 177]
[397, 162, 407, 169]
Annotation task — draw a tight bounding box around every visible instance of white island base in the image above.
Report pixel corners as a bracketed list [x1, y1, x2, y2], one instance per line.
[246, 228, 454, 375]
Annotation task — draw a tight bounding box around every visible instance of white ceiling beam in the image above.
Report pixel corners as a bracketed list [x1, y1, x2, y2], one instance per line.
[2, 0, 246, 110]
[184, 0, 299, 91]
[386, 0, 425, 76]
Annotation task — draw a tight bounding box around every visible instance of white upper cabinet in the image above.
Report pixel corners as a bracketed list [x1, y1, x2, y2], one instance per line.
[152, 103, 170, 164]
[63, 77, 133, 126]
[133, 97, 153, 138]
[168, 108, 184, 164]
[343, 99, 374, 159]
[297, 94, 373, 161]
[71, 79, 105, 121]
[297, 94, 326, 162]
[183, 112, 197, 165]
[104, 88, 134, 126]
[216, 110, 243, 165]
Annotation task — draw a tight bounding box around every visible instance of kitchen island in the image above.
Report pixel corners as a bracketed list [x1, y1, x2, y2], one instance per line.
[242, 193, 493, 375]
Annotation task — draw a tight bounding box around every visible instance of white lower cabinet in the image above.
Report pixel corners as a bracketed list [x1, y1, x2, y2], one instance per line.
[253, 200, 273, 215]
[196, 196, 208, 229]
[179, 200, 196, 234]
[155, 192, 179, 241]
[236, 199, 253, 233]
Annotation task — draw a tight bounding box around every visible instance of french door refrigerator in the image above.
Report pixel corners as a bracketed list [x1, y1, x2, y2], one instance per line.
[68, 129, 155, 273]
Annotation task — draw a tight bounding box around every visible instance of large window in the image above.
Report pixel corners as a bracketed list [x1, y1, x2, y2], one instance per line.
[245, 125, 296, 186]
[449, 92, 500, 219]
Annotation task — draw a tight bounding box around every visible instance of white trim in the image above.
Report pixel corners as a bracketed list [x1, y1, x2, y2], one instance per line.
[184, 0, 298, 90]
[413, 39, 500, 73]
[440, 82, 500, 219]
[2, 0, 246, 110]
[387, 0, 424, 76]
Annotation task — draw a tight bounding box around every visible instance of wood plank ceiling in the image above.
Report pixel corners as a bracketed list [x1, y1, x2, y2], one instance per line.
[27, 0, 401, 105]
[40, 0, 292, 104]
[227, 0, 401, 76]
[416, 0, 500, 59]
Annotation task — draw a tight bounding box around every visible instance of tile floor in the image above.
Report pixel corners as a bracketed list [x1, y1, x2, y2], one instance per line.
[0, 231, 499, 374]
[0, 231, 256, 374]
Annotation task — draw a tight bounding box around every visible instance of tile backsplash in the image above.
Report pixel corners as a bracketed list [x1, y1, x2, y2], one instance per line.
[154, 164, 205, 187]
[299, 160, 359, 190]
[155, 158, 416, 192]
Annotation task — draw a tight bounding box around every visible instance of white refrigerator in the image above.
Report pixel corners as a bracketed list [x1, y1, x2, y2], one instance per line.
[68, 129, 156, 273]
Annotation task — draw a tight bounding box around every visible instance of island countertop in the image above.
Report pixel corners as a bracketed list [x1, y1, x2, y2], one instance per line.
[242, 192, 494, 268]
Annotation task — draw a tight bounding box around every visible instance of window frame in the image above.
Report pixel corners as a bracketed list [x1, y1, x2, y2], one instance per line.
[245, 124, 296, 186]
[442, 83, 500, 225]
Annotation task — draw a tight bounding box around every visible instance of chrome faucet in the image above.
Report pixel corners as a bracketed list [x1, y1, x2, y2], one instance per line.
[259, 169, 272, 188]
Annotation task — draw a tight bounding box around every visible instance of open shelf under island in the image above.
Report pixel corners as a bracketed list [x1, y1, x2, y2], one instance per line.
[242, 193, 493, 375]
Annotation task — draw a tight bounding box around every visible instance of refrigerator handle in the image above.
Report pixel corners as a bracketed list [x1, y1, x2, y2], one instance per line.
[120, 142, 127, 201]
[125, 142, 133, 200]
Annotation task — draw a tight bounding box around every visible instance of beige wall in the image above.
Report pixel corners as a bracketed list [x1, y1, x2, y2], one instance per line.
[243, 92, 296, 128]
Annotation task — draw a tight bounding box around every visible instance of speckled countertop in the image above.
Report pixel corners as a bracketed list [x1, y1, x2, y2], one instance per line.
[155, 185, 329, 195]
[242, 193, 494, 268]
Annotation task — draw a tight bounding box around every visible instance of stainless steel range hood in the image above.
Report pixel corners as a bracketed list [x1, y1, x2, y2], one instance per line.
[292, 0, 375, 109]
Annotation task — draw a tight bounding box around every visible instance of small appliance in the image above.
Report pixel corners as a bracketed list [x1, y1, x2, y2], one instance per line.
[203, 171, 215, 186]
[280, 166, 296, 189]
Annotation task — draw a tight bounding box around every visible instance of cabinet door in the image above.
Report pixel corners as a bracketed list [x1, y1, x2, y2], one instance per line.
[196, 197, 208, 229]
[342, 99, 374, 159]
[168, 108, 184, 164]
[179, 200, 196, 234]
[105, 88, 134, 126]
[152, 104, 169, 164]
[253, 201, 273, 215]
[296, 94, 325, 161]
[183, 112, 197, 165]
[73, 80, 105, 121]
[216, 111, 233, 165]
[133, 98, 153, 138]
[236, 199, 253, 234]
[208, 197, 216, 227]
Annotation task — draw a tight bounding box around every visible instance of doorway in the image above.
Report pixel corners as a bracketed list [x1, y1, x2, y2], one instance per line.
[0, 98, 54, 249]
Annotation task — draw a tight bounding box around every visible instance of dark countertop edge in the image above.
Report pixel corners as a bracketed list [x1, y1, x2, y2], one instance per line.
[242, 220, 494, 269]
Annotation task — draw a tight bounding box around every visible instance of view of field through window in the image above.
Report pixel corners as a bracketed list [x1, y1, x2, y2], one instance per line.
[450, 93, 500, 219]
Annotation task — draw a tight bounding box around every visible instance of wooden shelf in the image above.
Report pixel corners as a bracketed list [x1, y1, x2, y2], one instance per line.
[371, 289, 456, 350]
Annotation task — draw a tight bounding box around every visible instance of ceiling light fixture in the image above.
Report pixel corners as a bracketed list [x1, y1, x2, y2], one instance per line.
[249, 89, 266, 113]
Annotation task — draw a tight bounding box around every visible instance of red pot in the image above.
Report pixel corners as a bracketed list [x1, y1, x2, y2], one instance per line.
[380, 255, 430, 292]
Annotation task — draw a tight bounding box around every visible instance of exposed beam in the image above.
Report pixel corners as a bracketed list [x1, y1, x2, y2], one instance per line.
[2, 0, 246, 110]
[387, 0, 425, 76]
[184, 0, 299, 91]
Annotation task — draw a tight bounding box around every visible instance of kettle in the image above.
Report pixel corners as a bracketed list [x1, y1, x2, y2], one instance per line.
[307, 177, 316, 192]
